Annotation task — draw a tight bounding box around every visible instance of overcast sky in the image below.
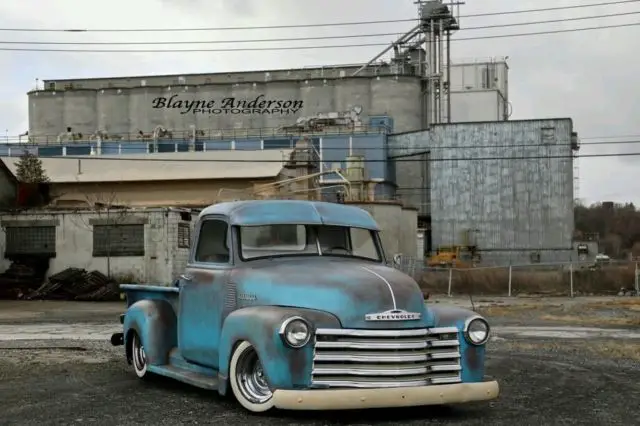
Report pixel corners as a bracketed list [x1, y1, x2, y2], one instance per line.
[0, 0, 638, 205]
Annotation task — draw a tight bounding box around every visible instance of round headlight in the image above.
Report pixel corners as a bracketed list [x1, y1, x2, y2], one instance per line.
[279, 317, 311, 348]
[464, 317, 490, 345]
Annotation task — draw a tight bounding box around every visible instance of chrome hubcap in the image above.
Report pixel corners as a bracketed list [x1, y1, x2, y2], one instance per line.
[133, 337, 146, 371]
[236, 348, 272, 404]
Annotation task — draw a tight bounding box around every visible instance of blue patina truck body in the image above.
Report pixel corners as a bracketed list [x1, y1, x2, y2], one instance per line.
[111, 200, 499, 412]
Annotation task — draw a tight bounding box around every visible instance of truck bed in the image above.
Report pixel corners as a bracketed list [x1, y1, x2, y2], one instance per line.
[120, 284, 179, 309]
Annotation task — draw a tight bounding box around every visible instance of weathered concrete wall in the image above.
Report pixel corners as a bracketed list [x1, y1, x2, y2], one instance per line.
[0, 209, 196, 283]
[49, 177, 278, 208]
[389, 119, 575, 264]
[401, 207, 419, 258]
[28, 76, 422, 138]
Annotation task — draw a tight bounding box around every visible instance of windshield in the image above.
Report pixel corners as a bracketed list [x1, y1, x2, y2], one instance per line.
[239, 224, 382, 262]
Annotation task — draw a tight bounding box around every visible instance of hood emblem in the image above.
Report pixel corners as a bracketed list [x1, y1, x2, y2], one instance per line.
[365, 309, 421, 321]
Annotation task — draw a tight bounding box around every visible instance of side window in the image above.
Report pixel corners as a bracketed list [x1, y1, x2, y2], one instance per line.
[194, 219, 230, 263]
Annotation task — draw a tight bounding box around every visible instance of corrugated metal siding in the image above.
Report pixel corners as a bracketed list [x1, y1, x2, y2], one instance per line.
[389, 151, 430, 217]
[388, 119, 575, 264]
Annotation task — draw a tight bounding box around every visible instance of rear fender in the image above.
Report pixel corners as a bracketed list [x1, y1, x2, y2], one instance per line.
[123, 299, 177, 366]
[217, 306, 340, 395]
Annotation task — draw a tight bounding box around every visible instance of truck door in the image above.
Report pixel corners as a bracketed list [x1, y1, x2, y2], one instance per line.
[177, 216, 231, 369]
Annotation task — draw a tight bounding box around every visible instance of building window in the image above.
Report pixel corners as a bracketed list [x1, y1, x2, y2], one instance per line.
[4, 226, 56, 257]
[541, 127, 556, 144]
[93, 224, 145, 257]
[530, 251, 541, 264]
[481, 65, 496, 89]
[178, 223, 191, 248]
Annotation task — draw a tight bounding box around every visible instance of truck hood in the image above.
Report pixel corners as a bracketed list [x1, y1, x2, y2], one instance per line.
[231, 259, 434, 329]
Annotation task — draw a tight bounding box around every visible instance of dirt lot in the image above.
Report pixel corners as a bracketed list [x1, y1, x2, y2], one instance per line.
[0, 298, 638, 425]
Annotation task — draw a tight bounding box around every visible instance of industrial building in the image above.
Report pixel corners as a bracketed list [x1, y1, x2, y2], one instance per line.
[1, 0, 580, 266]
[0, 161, 17, 208]
[390, 119, 578, 264]
[0, 150, 303, 208]
[0, 208, 198, 283]
[23, 58, 508, 140]
[20, 1, 507, 141]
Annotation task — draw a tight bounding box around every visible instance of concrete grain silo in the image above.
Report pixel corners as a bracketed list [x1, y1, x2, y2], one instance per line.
[194, 84, 232, 135]
[62, 90, 97, 137]
[28, 90, 64, 140]
[262, 80, 301, 130]
[160, 86, 197, 137]
[96, 88, 130, 136]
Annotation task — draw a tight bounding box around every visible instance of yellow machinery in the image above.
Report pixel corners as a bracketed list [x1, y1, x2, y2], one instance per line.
[427, 229, 481, 268]
[427, 245, 480, 268]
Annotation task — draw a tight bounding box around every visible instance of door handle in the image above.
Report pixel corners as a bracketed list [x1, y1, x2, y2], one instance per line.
[180, 274, 193, 281]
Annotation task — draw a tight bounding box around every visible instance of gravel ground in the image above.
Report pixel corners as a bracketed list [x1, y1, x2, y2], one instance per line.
[0, 299, 639, 425]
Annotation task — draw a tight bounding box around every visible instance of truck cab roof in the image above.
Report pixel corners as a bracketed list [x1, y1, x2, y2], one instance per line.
[198, 200, 380, 230]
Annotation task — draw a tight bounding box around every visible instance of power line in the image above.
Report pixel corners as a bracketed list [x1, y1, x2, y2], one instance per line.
[3, 11, 638, 46]
[0, 0, 636, 32]
[8, 151, 640, 163]
[581, 134, 640, 139]
[1, 22, 638, 53]
[4, 139, 638, 152]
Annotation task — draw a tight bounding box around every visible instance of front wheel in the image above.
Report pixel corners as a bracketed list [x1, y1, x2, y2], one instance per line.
[130, 332, 149, 379]
[229, 341, 275, 413]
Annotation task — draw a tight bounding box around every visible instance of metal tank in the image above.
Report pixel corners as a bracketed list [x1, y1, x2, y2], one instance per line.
[161, 86, 196, 139]
[96, 88, 130, 138]
[28, 91, 64, 141]
[194, 84, 232, 137]
[333, 78, 372, 116]
[62, 90, 97, 138]
[370, 76, 422, 132]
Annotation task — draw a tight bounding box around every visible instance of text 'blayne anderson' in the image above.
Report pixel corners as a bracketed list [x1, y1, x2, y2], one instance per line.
[151, 94, 303, 115]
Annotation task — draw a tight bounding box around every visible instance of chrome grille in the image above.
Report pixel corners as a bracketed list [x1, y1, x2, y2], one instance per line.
[311, 327, 461, 388]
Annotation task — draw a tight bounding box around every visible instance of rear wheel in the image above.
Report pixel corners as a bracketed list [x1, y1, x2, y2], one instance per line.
[130, 332, 148, 379]
[229, 341, 275, 413]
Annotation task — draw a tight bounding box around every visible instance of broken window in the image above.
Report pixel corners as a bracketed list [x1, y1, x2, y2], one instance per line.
[4, 226, 56, 257]
[178, 223, 191, 248]
[93, 224, 145, 257]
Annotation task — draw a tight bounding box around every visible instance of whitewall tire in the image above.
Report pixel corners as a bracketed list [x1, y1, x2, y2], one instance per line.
[229, 341, 275, 413]
[131, 332, 149, 379]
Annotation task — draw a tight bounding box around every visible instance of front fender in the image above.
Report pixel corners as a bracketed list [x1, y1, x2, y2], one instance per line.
[429, 305, 488, 383]
[123, 299, 177, 366]
[218, 306, 340, 394]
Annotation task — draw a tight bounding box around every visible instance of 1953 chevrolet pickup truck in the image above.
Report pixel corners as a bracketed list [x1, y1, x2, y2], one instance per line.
[110, 200, 499, 413]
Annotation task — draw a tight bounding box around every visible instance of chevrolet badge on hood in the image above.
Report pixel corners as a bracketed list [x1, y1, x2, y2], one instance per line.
[365, 309, 421, 321]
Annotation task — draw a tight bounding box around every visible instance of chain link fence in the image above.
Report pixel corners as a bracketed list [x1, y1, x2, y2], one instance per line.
[394, 255, 640, 297]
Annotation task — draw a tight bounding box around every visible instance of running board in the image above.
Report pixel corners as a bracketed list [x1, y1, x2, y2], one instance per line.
[147, 365, 219, 390]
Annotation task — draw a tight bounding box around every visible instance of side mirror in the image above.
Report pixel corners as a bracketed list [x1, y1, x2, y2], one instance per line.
[393, 254, 402, 267]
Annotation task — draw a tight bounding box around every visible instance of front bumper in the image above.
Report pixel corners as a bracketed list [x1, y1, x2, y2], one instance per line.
[272, 380, 499, 411]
